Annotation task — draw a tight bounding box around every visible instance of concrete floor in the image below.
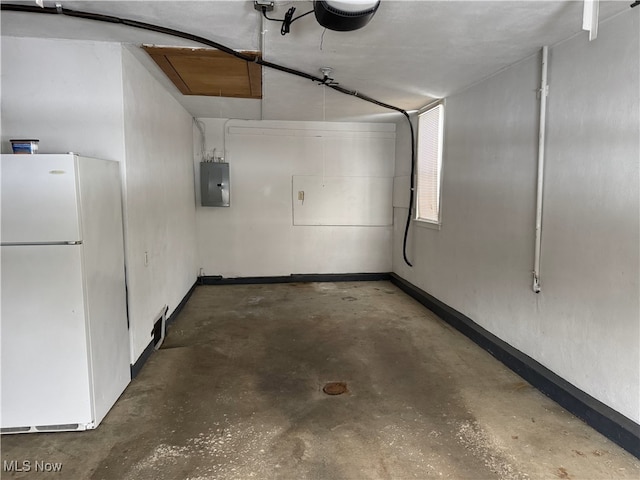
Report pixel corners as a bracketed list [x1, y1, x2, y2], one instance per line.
[2, 281, 639, 479]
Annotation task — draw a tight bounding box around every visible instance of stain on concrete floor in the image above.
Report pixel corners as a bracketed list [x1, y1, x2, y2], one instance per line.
[1, 282, 639, 479]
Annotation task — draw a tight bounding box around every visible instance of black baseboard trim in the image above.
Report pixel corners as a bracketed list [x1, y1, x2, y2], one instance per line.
[199, 273, 391, 285]
[130, 280, 198, 379]
[130, 339, 154, 379]
[389, 273, 640, 459]
[166, 280, 198, 329]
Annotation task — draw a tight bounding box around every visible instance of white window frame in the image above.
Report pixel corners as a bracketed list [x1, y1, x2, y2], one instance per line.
[415, 102, 444, 228]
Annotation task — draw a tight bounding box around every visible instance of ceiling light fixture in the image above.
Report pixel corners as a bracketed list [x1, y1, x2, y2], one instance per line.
[313, 0, 380, 32]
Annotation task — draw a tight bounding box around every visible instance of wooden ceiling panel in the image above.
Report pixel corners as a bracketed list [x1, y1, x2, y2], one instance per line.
[143, 46, 262, 99]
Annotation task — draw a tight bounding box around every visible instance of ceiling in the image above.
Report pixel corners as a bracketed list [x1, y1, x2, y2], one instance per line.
[0, 0, 631, 121]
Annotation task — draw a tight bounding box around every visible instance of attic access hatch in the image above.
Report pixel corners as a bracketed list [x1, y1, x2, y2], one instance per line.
[143, 46, 262, 99]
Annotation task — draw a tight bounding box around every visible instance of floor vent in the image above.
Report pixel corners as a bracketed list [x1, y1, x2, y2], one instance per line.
[323, 382, 348, 395]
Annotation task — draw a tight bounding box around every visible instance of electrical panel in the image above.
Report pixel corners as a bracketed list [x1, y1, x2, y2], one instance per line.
[200, 162, 230, 207]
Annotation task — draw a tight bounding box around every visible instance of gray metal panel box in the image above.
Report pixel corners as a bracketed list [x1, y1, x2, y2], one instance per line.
[200, 162, 230, 207]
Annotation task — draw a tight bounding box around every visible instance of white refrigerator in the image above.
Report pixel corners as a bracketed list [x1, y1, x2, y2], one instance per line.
[1, 154, 131, 433]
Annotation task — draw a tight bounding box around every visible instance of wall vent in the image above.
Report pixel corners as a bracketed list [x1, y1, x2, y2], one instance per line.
[152, 306, 169, 350]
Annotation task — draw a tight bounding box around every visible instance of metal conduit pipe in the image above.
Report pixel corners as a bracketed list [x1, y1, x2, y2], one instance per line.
[533, 46, 549, 294]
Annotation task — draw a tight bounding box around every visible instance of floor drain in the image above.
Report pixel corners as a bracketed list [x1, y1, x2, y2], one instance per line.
[323, 382, 347, 395]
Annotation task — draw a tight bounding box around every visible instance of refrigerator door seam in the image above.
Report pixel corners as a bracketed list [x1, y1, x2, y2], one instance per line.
[1, 241, 83, 246]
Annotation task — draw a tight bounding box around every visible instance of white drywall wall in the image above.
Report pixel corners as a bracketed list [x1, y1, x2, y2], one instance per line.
[121, 46, 198, 362]
[1, 37, 199, 364]
[292, 176, 393, 226]
[194, 119, 395, 277]
[0, 37, 125, 159]
[393, 11, 639, 422]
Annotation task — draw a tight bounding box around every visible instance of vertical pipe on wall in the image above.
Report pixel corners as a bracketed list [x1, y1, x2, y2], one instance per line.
[259, 9, 266, 121]
[533, 46, 549, 293]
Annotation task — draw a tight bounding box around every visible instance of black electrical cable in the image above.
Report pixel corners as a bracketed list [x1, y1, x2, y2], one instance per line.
[292, 10, 316, 21]
[1, 2, 417, 267]
[280, 7, 296, 35]
[261, 8, 284, 21]
[261, 6, 314, 36]
[404, 117, 416, 267]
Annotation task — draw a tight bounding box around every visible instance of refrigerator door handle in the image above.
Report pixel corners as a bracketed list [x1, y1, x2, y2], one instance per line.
[0, 241, 83, 246]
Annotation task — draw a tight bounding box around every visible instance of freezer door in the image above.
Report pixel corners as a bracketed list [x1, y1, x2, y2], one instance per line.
[1, 245, 93, 429]
[1, 154, 81, 243]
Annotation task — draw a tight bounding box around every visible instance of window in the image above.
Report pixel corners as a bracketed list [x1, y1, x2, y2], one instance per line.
[415, 103, 444, 225]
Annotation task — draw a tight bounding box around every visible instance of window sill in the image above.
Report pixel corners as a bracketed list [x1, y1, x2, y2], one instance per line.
[414, 219, 441, 231]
